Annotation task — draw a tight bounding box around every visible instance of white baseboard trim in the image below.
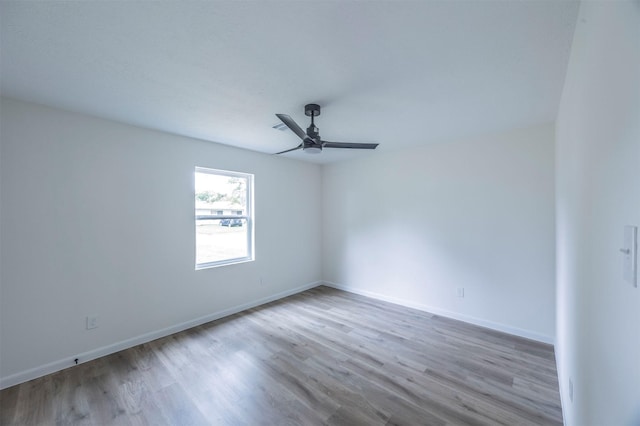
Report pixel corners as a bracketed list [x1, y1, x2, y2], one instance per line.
[0, 281, 322, 390]
[322, 281, 555, 345]
[555, 350, 569, 426]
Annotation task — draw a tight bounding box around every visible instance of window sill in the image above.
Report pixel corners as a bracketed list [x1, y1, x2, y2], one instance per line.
[195, 257, 254, 270]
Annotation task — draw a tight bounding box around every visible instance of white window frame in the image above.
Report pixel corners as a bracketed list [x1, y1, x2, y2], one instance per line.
[195, 166, 254, 269]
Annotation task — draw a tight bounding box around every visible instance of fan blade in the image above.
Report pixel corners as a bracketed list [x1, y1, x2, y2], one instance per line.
[275, 114, 307, 140]
[322, 141, 379, 150]
[274, 143, 303, 155]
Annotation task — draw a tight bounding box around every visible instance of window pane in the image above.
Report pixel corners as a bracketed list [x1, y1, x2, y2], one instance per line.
[195, 168, 253, 268]
[195, 219, 248, 264]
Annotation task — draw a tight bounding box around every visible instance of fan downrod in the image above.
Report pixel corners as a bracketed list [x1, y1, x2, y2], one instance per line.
[304, 103, 321, 117]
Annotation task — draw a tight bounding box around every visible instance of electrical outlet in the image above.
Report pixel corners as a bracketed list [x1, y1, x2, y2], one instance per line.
[86, 316, 98, 330]
[622, 225, 637, 287]
[457, 288, 465, 298]
[569, 378, 574, 402]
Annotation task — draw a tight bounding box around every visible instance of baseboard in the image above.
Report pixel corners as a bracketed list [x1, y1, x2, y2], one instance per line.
[555, 349, 569, 426]
[322, 281, 555, 345]
[0, 281, 323, 390]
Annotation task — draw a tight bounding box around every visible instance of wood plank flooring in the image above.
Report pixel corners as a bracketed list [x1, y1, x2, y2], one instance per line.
[0, 286, 563, 425]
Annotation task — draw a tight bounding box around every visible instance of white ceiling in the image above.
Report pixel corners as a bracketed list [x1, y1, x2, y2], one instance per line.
[0, 1, 579, 164]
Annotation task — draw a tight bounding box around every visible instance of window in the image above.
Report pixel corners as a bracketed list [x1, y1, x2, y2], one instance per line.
[195, 167, 254, 269]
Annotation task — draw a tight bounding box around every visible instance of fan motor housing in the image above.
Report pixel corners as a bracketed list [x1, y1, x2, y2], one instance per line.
[303, 138, 322, 154]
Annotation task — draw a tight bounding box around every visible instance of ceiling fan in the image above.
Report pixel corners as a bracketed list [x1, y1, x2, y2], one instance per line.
[274, 104, 379, 154]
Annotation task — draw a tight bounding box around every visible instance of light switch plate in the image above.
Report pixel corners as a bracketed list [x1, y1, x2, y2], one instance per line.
[622, 225, 637, 287]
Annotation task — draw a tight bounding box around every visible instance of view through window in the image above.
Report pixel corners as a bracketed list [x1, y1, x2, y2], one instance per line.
[195, 167, 253, 268]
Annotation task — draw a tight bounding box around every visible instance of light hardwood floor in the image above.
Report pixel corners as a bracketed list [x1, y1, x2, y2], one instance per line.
[0, 286, 563, 425]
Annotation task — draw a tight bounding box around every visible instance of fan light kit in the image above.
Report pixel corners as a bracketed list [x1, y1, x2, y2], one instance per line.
[274, 104, 379, 154]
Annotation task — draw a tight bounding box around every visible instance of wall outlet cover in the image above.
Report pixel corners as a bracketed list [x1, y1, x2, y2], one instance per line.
[86, 316, 98, 330]
[569, 378, 574, 402]
[622, 225, 637, 287]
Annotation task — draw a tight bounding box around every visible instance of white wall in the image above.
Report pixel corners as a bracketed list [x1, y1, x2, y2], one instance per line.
[322, 124, 556, 342]
[555, 1, 640, 425]
[0, 98, 322, 387]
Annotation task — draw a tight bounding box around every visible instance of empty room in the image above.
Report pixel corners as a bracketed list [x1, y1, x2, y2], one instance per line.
[0, 1, 638, 425]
